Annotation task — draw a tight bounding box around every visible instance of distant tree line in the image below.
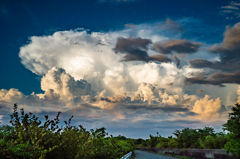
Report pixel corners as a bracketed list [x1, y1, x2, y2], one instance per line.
[134, 103, 240, 157]
[136, 127, 227, 149]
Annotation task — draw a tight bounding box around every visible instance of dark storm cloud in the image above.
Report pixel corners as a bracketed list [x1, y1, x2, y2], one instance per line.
[154, 39, 201, 54]
[188, 59, 240, 72]
[113, 37, 173, 63]
[113, 37, 152, 62]
[149, 55, 172, 63]
[184, 71, 240, 86]
[210, 23, 240, 63]
[185, 23, 240, 86]
[173, 55, 180, 67]
[189, 23, 240, 73]
[159, 18, 184, 32]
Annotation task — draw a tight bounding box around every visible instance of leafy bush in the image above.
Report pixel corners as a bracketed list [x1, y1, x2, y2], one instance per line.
[149, 135, 158, 148]
[224, 133, 240, 157]
[199, 135, 215, 149]
[140, 140, 149, 147]
[0, 104, 134, 159]
[156, 137, 169, 148]
[168, 138, 178, 148]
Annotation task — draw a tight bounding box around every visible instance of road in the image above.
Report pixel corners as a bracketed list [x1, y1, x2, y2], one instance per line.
[134, 150, 177, 159]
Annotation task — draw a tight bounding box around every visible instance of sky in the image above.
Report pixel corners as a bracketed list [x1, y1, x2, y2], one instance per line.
[1, 0, 240, 138]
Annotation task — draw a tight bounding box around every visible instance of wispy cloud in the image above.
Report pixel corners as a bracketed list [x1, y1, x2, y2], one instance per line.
[231, 1, 240, 6]
[158, 18, 185, 32]
[220, 1, 240, 19]
[221, 5, 239, 10]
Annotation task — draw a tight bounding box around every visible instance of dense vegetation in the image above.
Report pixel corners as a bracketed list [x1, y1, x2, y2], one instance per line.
[223, 103, 240, 157]
[136, 127, 227, 149]
[0, 104, 134, 159]
[1, 103, 240, 158]
[135, 103, 240, 157]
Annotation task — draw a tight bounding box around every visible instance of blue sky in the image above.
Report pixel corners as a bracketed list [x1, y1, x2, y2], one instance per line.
[1, 0, 240, 138]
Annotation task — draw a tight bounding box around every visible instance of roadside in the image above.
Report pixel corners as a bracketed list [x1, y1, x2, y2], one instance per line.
[134, 150, 178, 159]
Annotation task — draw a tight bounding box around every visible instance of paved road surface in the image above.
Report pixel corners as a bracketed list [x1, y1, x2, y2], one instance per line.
[134, 150, 177, 159]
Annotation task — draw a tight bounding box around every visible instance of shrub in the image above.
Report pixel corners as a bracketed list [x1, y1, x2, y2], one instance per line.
[0, 104, 134, 159]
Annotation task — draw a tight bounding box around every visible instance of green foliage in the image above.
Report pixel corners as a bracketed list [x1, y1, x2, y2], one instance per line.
[223, 103, 240, 157]
[140, 127, 227, 150]
[140, 140, 149, 147]
[134, 103, 240, 158]
[0, 104, 134, 159]
[224, 133, 240, 157]
[135, 138, 143, 145]
[156, 137, 169, 148]
[149, 134, 158, 148]
[199, 135, 215, 149]
[172, 127, 219, 149]
[168, 138, 178, 148]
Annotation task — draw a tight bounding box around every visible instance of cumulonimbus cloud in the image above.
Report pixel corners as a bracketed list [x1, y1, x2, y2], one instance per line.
[1, 21, 233, 137]
[41, 67, 94, 101]
[19, 28, 199, 96]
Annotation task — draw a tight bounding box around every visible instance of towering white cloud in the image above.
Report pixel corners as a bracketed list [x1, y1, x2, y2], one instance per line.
[132, 83, 158, 104]
[41, 67, 93, 101]
[0, 21, 235, 137]
[102, 65, 129, 95]
[0, 88, 26, 104]
[19, 27, 203, 97]
[192, 95, 222, 120]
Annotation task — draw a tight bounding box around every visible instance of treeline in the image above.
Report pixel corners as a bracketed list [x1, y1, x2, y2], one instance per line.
[135, 103, 240, 157]
[0, 104, 134, 159]
[135, 127, 227, 149]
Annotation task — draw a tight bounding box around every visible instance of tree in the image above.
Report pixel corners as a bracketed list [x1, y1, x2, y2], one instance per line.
[223, 103, 240, 157]
[149, 134, 158, 148]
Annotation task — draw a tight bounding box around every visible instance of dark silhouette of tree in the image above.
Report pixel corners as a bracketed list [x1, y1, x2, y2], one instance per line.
[223, 103, 240, 157]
